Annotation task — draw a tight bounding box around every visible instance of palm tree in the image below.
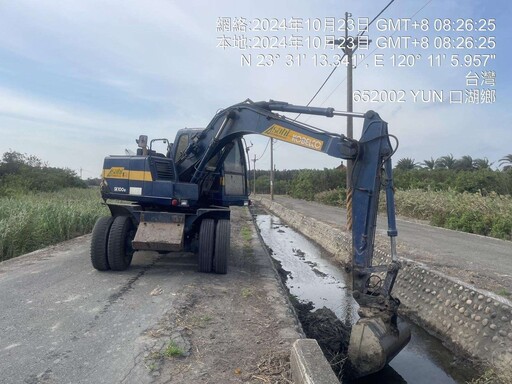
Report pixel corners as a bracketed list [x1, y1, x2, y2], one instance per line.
[499, 154, 512, 171]
[435, 154, 457, 170]
[473, 158, 492, 170]
[421, 157, 436, 170]
[395, 157, 418, 171]
[454, 155, 474, 171]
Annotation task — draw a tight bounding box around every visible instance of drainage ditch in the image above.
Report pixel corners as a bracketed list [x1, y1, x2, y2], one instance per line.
[253, 208, 481, 383]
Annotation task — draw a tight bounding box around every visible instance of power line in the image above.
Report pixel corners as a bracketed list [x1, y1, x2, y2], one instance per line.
[295, 0, 396, 120]
[359, 0, 396, 37]
[256, 138, 271, 161]
[410, 0, 434, 18]
[293, 61, 345, 120]
[312, 0, 434, 109]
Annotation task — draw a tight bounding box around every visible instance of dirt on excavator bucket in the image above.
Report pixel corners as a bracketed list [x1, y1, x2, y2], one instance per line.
[347, 317, 411, 378]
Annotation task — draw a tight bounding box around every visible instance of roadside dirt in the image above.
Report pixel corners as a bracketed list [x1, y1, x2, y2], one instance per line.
[129, 207, 303, 384]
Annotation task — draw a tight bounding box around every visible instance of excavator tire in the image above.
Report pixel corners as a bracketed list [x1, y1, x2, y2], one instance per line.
[198, 219, 215, 273]
[107, 215, 135, 271]
[90, 216, 114, 271]
[213, 219, 230, 274]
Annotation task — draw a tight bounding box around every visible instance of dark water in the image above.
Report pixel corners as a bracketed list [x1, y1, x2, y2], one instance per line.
[255, 212, 481, 384]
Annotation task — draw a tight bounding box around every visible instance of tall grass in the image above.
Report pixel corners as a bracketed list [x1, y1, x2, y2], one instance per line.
[313, 188, 512, 240]
[0, 188, 108, 261]
[393, 189, 512, 239]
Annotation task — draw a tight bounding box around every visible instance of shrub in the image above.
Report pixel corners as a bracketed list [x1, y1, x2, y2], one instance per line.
[314, 188, 347, 207]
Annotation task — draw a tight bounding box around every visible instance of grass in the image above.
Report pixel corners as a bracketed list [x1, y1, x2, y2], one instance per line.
[240, 226, 252, 242]
[496, 289, 511, 298]
[241, 287, 253, 298]
[467, 367, 512, 384]
[0, 188, 108, 261]
[188, 315, 212, 328]
[313, 188, 512, 241]
[392, 189, 512, 240]
[164, 341, 184, 358]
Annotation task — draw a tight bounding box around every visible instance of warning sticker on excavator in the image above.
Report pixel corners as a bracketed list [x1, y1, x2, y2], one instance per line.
[262, 124, 324, 151]
[104, 167, 128, 178]
[103, 167, 153, 181]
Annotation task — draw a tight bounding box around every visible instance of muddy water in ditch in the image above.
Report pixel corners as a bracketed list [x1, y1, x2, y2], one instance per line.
[254, 212, 481, 384]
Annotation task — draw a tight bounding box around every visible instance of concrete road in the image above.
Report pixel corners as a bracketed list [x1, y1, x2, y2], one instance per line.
[261, 195, 512, 292]
[0, 236, 201, 384]
[0, 207, 302, 384]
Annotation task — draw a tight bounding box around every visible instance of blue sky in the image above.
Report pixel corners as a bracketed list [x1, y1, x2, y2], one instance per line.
[0, 0, 510, 177]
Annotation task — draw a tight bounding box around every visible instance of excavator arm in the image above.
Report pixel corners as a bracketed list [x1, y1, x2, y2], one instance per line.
[177, 99, 410, 376]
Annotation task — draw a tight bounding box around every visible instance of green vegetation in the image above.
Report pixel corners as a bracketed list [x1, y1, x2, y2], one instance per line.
[0, 188, 108, 261]
[251, 168, 346, 199]
[188, 315, 213, 328]
[310, 188, 512, 241]
[0, 151, 86, 196]
[164, 341, 184, 358]
[251, 154, 512, 240]
[393, 189, 512, 240]
[241, 287, 253, 298]
[393, 168, 512, 195]
[467, 367, 511, 384]
[240, 226, 252, 242]
[0, 150, 107, 261]
[314, 188, 347, 207]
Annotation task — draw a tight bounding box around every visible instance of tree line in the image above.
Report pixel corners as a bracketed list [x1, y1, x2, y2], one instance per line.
[0, 150, 86, 196]
[251, 153, 512, 198]
[395, 154, 512, 171]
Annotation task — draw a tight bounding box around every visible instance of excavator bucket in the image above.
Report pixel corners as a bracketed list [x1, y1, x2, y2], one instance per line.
[348, 317, 411, 377]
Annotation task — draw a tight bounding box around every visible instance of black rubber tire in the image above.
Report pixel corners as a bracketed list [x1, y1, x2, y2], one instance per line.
[90, 216, 114, 271]
[213, 219, 230, 274]
[198, 219, 215, 273]
[107, 216, 135, 271]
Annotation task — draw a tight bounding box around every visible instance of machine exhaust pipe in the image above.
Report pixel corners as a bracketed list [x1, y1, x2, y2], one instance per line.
[348, 316, 411, 378]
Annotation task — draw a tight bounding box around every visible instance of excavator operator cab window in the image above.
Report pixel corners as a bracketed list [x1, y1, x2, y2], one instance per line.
[174, 134, 189, 163]
[223, 140, 247, 197]
[223, 142, 244, 173]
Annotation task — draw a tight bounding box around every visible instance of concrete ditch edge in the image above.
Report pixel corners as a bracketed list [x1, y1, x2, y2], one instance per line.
[290, 339, 340, 384]
[254, 196, 512, 376]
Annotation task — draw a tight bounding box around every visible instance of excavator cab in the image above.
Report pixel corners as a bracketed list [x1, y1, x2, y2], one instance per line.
[196, 138, 249, 207]
[171, 129, 249, 207]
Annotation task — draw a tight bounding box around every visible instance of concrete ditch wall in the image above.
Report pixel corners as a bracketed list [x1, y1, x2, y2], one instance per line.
[255, 196, 512, 374]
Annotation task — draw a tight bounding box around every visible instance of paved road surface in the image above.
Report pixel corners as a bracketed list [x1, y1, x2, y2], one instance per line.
[0, 207, 300, 384]
[0, 236, 197, 383]
[261, 195, 512, 293]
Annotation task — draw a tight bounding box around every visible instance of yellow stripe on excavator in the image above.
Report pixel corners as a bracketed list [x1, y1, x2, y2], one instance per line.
[102, 167, 153, 181]
[262, 124, 324, 151]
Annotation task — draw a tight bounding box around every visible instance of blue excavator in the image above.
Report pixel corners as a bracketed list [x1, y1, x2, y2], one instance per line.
[92, 99, 410, 377]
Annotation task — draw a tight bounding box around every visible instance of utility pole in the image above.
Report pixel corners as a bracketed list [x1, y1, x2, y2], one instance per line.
[335, 12, 368, 229]
[252, 154, 257, 195]
[270, 138, 274, 200]
[343, 11, 354, 189]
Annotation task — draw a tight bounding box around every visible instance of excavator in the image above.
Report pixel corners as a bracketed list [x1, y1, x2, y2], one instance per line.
[92, 99, 410, 377]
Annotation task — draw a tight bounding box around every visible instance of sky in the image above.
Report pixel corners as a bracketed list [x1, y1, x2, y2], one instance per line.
[0, 0, 510, 178]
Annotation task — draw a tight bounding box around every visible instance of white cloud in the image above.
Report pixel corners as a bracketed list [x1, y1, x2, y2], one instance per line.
[0, 0, 509, 173]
